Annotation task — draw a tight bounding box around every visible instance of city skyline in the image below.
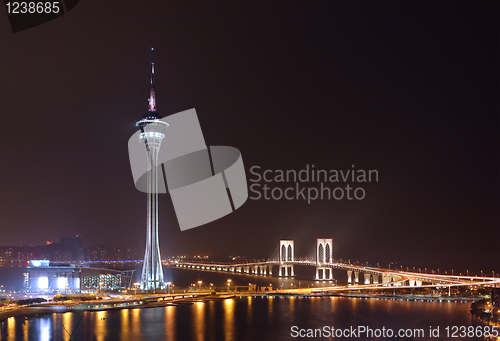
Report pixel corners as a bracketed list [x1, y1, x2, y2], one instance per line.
[0, 1, 498, 277]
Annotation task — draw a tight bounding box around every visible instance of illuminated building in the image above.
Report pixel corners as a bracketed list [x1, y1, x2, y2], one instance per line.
[27, 260, 134, 292]
[137, 49, 168, 291]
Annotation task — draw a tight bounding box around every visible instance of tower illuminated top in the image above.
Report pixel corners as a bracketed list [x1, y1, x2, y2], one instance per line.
[137, 48, 164, 126]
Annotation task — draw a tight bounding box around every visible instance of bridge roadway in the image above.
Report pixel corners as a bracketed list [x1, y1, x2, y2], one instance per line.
[172, 260, 500, 289]
[81, 259, 499, 289]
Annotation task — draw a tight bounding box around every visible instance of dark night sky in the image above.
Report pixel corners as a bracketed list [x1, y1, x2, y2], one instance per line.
[0, 1, 498, 274]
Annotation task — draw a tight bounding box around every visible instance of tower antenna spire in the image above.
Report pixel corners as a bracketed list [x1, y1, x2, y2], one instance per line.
[148, 47, 156, 112]
[150, 47, 155, 87]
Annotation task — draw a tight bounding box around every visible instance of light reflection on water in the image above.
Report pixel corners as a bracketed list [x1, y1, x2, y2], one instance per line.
[94, 311, 107, 341]
[131, 308, 140, 336]
[120, 308, 129, 340]
[267, 295, 273, 324]
[0, 297, 491, 341]
[165, 305, 176, 341]
[62, 312, 72, 341]
[246, 296, 253, 326]
[224, 299, 235, 341]
[39, 317, 50, 341]
[7, 317, 15, 341]
[207, 300, 216, 341]
[194, 302, 205, 341]
[22, 317, 28, 341]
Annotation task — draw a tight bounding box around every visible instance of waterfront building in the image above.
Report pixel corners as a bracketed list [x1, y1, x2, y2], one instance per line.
[26, 260, 134, 293]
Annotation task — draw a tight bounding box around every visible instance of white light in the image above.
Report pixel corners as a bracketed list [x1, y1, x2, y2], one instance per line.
[40, 318, 50, 341]
[57, 277, 67, 289]
[38, 277, 48, 289]
[30, 260, 49, 267]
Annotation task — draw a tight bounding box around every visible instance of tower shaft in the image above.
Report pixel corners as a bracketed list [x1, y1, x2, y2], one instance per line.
[139, 127, 165, 291]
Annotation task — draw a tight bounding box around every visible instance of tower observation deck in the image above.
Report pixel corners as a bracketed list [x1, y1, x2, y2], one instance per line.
[137, 49, 168, 291]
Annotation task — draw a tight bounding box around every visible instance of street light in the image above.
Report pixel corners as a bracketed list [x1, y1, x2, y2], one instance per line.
[198, 281, 202, 292]
[166, 281, 172, 295]
[227, 279, 231, 292]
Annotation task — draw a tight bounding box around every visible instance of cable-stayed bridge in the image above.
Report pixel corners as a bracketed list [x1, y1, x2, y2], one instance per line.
[171, 239, 500, 290]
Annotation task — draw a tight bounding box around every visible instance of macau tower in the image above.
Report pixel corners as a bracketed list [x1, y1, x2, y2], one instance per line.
[137, 49, 168, 291]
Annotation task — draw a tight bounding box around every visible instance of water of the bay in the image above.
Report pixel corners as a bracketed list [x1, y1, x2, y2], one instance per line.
[1, 295, 485, 341]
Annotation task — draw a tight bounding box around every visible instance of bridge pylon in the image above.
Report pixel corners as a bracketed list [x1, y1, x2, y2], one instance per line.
[316, 238, 333, 280]
[279, 240, 294, 277]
